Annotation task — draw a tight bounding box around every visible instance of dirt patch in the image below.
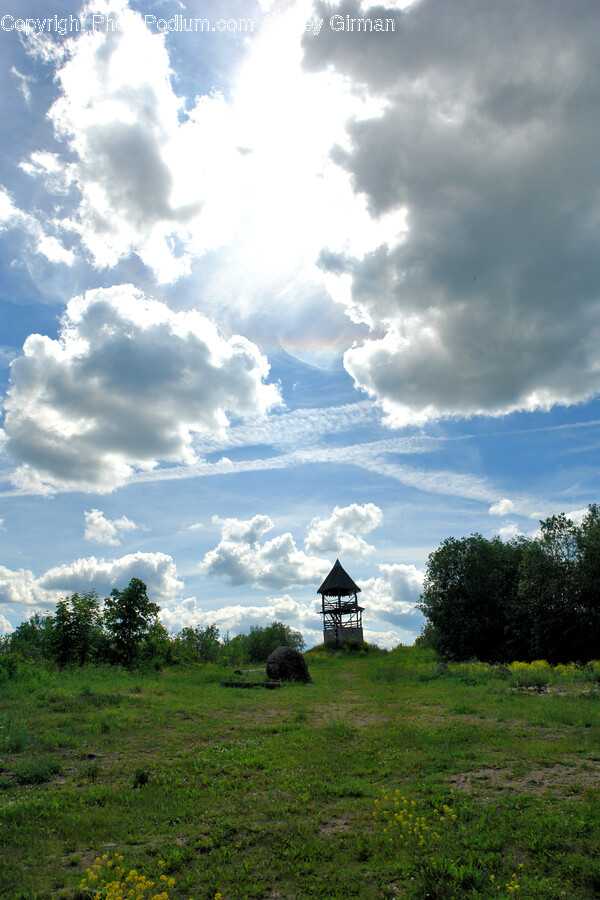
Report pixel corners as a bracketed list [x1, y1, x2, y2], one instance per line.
[410, 703, 447, 715]
[319, 702, 389, 728]
[449, 762, 600, 797]
[319, 817, 352, 835]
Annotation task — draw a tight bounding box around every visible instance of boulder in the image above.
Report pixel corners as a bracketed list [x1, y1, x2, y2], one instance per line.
[490, 664, 512, 679]
[435, 661, 449, 674]
[266, 646, 311, 683]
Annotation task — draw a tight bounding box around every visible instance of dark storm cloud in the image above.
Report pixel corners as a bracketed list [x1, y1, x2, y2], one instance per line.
[304, 0, 600, 422]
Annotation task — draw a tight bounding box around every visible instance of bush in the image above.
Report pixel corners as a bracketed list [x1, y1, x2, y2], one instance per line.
[418, 505, 600, 663]
[132, 767, 150, 788]
[509, 660, 552, 688]
[15, 756, 61, 785]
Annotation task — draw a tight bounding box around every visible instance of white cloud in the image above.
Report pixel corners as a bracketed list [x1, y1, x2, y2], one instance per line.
[0, 565, 48, 610]
[30, 0, 202, 282]
[160, 592, 322, 640]
[35, 235, 75, 266]
[213, 514, 275, 546]
[191, 401, 384, 456]
[0, 186, 75, 264]
[0, 187, 20, 227]
[363, 628, 413, 650]
[566, 507, 589, 526]
[196, 508, 423, 647]
[10, 66, 34, 104]
[305, 502, 382, 555]
[19, 151, 69, 193]
[497, 522, 523, 542]
[38, 551, 182, 606]
[17, 0, 402, 369]
[489, 498, 515, 516]
[304, 0, 600, 423]
[360, 563, 424, 630]
[84, 509, 138, 545]
[200, 515, 330, 589]
[2, 284, 280, 493]
[21, 29, 70, 66]
[0, 540, 423, 648]
[0, 614, 13, 636]
[0, 551, 182, 630]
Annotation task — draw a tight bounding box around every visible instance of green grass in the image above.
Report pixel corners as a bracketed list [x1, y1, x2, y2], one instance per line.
[1, 649, 600, 898]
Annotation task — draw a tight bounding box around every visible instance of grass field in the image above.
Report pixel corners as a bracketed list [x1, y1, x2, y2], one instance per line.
[1, 647, 600, 899]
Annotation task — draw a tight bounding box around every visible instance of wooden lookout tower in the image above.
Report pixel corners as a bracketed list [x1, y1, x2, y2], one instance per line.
[317, 559, 364, 646]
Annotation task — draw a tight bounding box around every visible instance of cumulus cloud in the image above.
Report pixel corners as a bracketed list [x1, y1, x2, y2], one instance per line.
[14, 1, 236, 281]
[38, 551, 183, 606]
[214, 514, 275, 546]
[2, 284, 280, 493]
[28, 0, 203, 282]
[305, 502, 382, 555]
[84, 509, 138, 545]
[489, 498, 515, 516]
[496, 522, 523, 542]
[200, 515, 330, 589]
[566, 507, 590, 526]
[160, 590, 416, 649]
[0, 551, 183, 630]
[360, 563, 424, 631]
[35, 235, 75, 266]
[363, 628, 411, 650]
[0, 187, 21, 229]
[160, 592, 322, 641]
[304, 0, 600, 423]
[0, 537, 423, 647]
[0, 565, 49, 611]
[15, 0, 403, 377]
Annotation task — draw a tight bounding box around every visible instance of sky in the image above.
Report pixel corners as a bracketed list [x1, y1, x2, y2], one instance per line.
[1, 0, 600, 648]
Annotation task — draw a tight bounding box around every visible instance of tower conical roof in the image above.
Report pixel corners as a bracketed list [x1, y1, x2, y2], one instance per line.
[317, 559, 361, 596]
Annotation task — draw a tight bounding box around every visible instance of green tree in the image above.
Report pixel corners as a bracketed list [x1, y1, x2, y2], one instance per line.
[245, 621, 305, 664]
[573, 503, 600, 660]
[517, 514, 580, 662]
[176, 624, 221, 663]
[104, 578, 159, 667]
[139, 621, 174, 668]
[220, 631, 248, 667]
[52, 599, 74, 668]
[417, 505, 600, 664]
[4, 612, 53, 662]
[51, 591, 103, 667]
[418, 534, 527, 661]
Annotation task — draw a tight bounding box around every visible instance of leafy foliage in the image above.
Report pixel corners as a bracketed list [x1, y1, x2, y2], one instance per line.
[2, 612, 53, 662]
[419, 504, 600, 662]
[244, 620, 306, 663]
[418, 534, 528, 661]
[1, 575, 306, 673]
[175, 623, 221, 663]
[104, 578, 160, 667]
[52, 591, 104, 666]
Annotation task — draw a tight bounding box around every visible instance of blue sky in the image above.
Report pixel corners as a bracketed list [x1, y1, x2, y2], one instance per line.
[2, 0, 600, 648]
